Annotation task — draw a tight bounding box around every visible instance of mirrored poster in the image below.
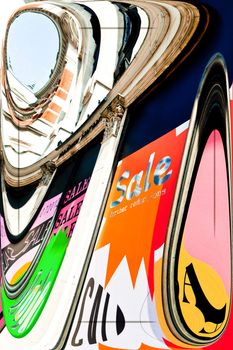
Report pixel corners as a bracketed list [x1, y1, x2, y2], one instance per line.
[0, 140, 100, 338]
[68, 122, 189, 349]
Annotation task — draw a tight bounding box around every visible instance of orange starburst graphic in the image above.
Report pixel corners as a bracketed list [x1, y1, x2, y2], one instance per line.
[96, 174, 163, 286]
[96, 128, 187, 288]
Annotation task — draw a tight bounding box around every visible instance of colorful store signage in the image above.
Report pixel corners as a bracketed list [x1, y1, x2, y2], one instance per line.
[69, 122, 189, 348]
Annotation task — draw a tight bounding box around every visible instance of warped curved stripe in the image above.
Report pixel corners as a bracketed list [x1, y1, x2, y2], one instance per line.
[0, 0, 205, 187]
[163, 54, 232, 346]
[0, 1, 232, 350]
[2, 226, 69, 337]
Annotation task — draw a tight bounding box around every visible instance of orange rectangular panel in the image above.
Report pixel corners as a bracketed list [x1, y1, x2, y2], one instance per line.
[49, 102, 62, 114]
[60, 69, 73, 91]
[42, 110, 57, 123]
[56, 88, 68, 100]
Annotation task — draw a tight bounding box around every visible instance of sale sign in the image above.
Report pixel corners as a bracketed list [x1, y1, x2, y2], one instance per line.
[96, 123, 188, 291]
[69, 122, 189, 349]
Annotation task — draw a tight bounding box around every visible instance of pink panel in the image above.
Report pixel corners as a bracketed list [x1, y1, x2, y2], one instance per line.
[184, 130, 231, 294]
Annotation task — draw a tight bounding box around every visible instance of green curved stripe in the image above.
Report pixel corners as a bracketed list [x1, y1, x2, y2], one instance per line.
[2, 227, 69, 338]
